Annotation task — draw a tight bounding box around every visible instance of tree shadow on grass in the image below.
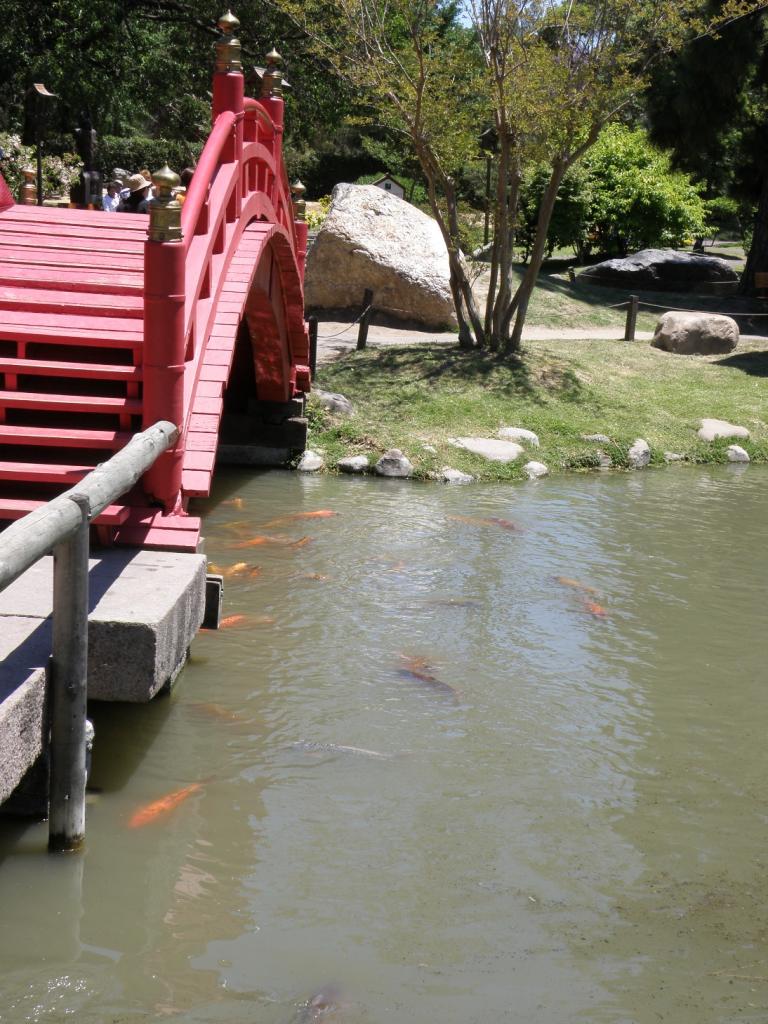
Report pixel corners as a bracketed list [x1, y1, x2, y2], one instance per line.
[324, 343, 584, 405]
[713, 350, 768, 376]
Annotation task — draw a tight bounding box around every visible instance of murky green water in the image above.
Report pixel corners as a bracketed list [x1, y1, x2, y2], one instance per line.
[1, 465, 767, 1023]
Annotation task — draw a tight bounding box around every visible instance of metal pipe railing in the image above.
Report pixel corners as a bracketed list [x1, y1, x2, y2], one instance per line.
[0, 420, 179, 852]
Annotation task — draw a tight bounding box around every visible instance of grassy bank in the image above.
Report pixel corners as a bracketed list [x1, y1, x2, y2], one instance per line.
[308, 338, 768, 480]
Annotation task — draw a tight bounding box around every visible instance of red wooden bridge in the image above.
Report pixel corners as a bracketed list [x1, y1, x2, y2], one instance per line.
[0, 15, 310, 552]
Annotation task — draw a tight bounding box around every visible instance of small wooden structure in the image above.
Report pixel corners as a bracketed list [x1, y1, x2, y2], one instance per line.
[371, 174, 406, 200]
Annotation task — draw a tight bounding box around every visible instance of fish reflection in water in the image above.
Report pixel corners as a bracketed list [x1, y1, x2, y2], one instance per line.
[290, 741, 396, 761]
[427, 597, 481, 609]
[450, 514, 521, 532]
[397, 654, 460, 703]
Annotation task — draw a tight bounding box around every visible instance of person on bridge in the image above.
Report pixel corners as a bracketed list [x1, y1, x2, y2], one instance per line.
[118, 173, 152, 214]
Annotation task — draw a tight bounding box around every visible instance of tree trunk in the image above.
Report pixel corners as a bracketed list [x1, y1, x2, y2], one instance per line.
[740, 169, 768, 295]
[505, 161, 566, 355]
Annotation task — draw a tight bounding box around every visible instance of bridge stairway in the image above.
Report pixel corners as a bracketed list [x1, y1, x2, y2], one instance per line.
[0, 204, 199, 550]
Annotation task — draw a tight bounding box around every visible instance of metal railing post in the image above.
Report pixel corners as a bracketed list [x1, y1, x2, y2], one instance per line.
[48, 494, 90, 853]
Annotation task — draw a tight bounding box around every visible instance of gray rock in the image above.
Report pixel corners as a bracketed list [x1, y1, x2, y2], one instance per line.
[664, 452, 684, 462]
[597, 451, 612, 469]
[582, 433, 611, 444]
[697, 418, 750, 442]
[628, 438, 651, 468]
[304, 183, 456, 329]
[312, 388, 354, 417]
[522, 460, 548, 479]
[498, 426, 540, 447]
[579, 249, 738, 291]
[297, 450, 324, 472]
[652, 311, 738, 355]
[448, 437, 524, 462]
[338, 455, 369, 473]
[440, 467, 474, 484]
[374, 448, 414, 478]
[421, 444, 437, 454]
[727, 444, 750, 463]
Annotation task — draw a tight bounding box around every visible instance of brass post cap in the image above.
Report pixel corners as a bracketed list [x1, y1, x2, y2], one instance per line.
[148, 165, 183, 242]
[152, 165, 181, 195]
[291, 180, 306, 197]
[261, 48, 284, 97]
[215, 8, 243, 73]
[218, 9, 240, 34]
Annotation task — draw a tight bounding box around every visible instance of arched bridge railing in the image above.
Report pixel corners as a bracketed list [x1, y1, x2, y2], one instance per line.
[141, 13, 309, 512]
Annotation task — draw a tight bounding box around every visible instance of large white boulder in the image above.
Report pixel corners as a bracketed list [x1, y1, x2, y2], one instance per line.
[304, 183, 456, 329]
[652, 311, 738, 355]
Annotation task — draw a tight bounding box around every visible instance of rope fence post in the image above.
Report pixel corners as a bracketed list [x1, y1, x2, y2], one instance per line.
[357, 289, 374, 350]
[308, 315, 318, 376]
[624, 294, 639, 341]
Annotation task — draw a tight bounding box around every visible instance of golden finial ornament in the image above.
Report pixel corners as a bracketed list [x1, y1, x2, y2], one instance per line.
[147, 165, 183, 242]
[214, 10, 243, 74]
[261, 48, 283, 97]
[291, 179, 306, 221]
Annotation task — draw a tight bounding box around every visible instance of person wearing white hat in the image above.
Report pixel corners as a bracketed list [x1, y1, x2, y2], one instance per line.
[117, 173, 152, 213]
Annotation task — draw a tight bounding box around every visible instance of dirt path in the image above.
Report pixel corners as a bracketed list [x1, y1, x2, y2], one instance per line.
[315, 320, 653, 365]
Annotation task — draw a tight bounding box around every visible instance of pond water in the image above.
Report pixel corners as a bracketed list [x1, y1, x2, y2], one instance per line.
[0, 465, 766, 1024]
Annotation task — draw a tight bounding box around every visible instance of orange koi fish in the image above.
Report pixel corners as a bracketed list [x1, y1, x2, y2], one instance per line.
[397, 654, 460, 702]
[263, 510, 338, 528]
[223, 497, 245, 509]
[299, 572, 329, 581]
[128, 782, 203, 828]
[189, 702, 242, 722]
[219, 614, 248, 629]
[554, 576, 599, 594]
[582, 599, 608, 619]
[222, 561, 249, 578]
[230, 534, 293, 549]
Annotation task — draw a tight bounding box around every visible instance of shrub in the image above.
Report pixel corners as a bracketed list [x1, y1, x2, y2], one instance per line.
[97, 136, 203, 181]
[0, 132, 80, 198]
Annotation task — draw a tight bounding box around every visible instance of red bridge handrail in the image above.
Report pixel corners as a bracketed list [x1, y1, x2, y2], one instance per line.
[181, 110, 237, 247]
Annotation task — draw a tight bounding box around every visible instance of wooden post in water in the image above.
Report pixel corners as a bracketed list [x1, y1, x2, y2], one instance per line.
[48, 494, 90, 853]
[357, 289, 374, 350]
[624, 294, 639, 341]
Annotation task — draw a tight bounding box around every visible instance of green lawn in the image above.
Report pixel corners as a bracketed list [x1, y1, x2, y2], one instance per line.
[309, 338, 768, 480]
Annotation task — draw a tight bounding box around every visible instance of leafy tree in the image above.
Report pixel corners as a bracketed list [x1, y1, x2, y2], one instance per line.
[277, 0, 768, 355]
[581, 125, 707, 256]
[518, 164, 593, 262]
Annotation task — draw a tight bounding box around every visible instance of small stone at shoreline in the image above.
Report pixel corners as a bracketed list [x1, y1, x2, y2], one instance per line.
[698, 418, 750, 442]
[448, 437, 524, 462]
[498, 427, 540, 447]
[297, 450, 324, 472]
[727, 445, 750, 463]
[312, 388, 354, 417]
[523, 461, 548, 480]
[440, 467, 474, 484]
[628, 439, 651, 469]
[338, 455, 369, 473]
[664, 452, 684, 462]
[582, 433, 611, 444]
[374, 449, 414, 478]
[597, 451, 612, 469]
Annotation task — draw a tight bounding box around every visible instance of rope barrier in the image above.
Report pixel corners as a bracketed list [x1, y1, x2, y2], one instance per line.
[317, 305, 373, 341]
[637, 299, 768, 317]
